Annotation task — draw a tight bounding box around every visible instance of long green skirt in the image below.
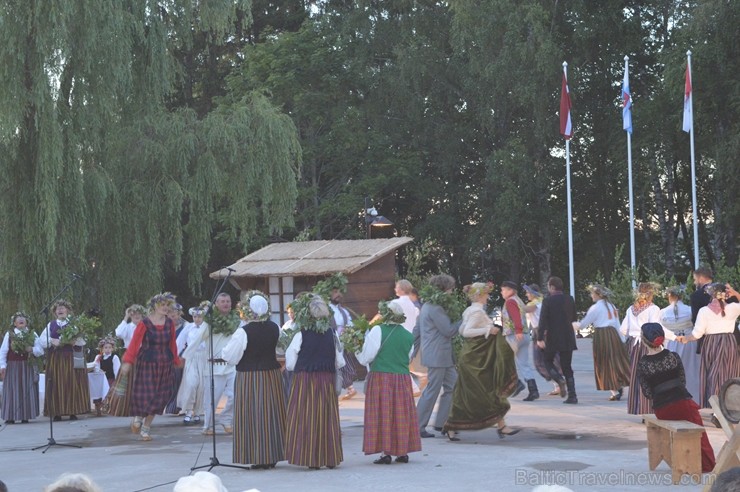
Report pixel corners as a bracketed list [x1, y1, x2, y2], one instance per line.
[444, 332, 518, 431]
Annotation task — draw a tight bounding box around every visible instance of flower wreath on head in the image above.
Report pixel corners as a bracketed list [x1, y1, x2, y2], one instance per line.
[633, 282, 661, 304]
[98, 336, 119, 352]
[128, 304, 147, 317]
[292, 293, 332, 333]
[705, 283, 728, 301]
[378, 300, 406, 325]
[663, 285, 686, 299]
[237, 290, 271, 322]
[10, 311, 31, 325]
[586, 283, 613, 299]
[463, 282, 495, 298]
[314, 273, 348, 298]
[148, 292, 176, 309]
[52, 299, 74, 313]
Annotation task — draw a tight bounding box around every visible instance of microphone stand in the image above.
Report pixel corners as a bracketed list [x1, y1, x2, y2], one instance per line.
[32, 275, 83, 453]
[191, 268, 249, 472]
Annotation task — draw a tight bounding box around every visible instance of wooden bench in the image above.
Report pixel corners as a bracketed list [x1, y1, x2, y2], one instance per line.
[643, 414, 705, 484]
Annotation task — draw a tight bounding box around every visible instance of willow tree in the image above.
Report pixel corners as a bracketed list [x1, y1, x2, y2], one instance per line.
[0, 1, 301, 323]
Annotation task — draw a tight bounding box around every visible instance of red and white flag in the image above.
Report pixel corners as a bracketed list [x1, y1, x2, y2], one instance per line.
[560, 72, 573, 139]
[682, 62, 692, 133]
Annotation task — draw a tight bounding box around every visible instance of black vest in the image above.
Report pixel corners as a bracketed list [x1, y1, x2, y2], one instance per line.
[293, 329, 335, 373]
[99, 355, 115, 381]
[235, 320, 281, 372]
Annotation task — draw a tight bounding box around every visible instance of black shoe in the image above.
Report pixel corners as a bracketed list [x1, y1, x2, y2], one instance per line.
[53, 416, 62, 422]
[373, 455, 392, 465]
[308, 467, 320, 470]
[5, 420, 14, 424]
[609, 388, 623, 401]
[511, 380, 526, 398]
[497, 426, 521, 439]
[21, 420, 28, 423]
[522, 379, 539, 401]
[395, 455, 409, 464]
[442, 430, 460, 442]
[69, 414, 78, 421]
[420, 430, 435, 438]
[433, 426, 444, 432]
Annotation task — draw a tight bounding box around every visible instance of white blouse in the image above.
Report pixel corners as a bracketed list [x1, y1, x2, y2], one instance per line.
[115, 319, 137, 348]
[620, 304, 673, 345]
[691, 303, 740, 338]
[577, 300, 620, 331]
[659, 301, 693, 333]
[458, 303, 492, 339]
[285, 331, 345, 372]
[220, 323, 248, 365]
[0, 329, 44, 369]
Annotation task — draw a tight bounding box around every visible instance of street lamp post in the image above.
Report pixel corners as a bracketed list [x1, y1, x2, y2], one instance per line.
[364, 197, 393, 239]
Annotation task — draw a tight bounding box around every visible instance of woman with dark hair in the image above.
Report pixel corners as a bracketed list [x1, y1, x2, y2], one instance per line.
[683, 283, 740, 408]
[637, 323, 715, 472]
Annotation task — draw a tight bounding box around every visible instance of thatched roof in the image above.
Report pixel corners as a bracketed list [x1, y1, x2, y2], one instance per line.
[210, 237, 414, 279]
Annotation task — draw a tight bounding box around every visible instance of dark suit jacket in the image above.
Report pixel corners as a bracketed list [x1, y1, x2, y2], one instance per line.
[690, 284, 712, 324]
[537, 292, 577, 353]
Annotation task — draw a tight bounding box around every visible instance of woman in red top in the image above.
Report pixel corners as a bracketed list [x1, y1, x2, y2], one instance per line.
[120, 293, 182, 441]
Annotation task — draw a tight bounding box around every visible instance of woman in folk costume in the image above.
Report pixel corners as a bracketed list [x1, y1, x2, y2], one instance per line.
[285, 293, 345, 469]
[683, 283, 740, 408]
[637, 323, 715, 472]
[221, 291, 286, 469]
[620, 282, 675, 415]
[443, 282, 520, 440]
[575, 284, 630, 401]
[121, 293, 182, 441]
[176, 305, 209, 425]
[35, 300, 90, 421]
[357, 300, 420, 464]
[660, 286, 701, 405]
[0, 312, 43, 423]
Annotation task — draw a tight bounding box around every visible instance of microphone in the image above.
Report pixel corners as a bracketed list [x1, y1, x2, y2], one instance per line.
[69, 273, 82, 279]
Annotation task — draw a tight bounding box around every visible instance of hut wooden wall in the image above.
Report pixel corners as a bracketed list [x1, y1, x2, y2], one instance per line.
[345, 254, 396, 319]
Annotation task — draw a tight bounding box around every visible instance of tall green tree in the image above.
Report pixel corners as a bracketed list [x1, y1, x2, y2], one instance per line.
[0, 1, 301, 323]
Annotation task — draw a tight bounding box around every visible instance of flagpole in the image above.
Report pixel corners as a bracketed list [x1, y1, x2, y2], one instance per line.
[625, 56, 636, 289]
[687, 50, 699, 269]
[564, 61, 575, 299]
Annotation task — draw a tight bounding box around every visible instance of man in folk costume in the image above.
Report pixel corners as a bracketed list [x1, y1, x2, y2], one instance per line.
[331, 288, 361, 400]
[500, 281, 539, 402]
[200, 293, 239, 435]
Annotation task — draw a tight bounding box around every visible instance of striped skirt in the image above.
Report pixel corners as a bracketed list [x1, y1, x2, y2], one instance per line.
[339, 352, 362, 389]
[44, 350, 90, 417]
[130, 360, 174, 417]
[592, 327, 631, 391]
[285, 371, 343, 468]
[105, 370, 135, 417]
[699, 333, 739, 409]
[626, 340, 653, 415]
[233, 368, 286, 465]
[1, 360, 39, 421]
[363, 372, 421, 456]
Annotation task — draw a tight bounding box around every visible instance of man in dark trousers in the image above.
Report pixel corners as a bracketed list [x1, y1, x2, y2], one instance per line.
[536, 277, 578, 404]
[690, 266, 713, 356]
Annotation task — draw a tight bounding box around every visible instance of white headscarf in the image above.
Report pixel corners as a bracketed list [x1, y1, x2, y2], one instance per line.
[249, 295, 269, 317]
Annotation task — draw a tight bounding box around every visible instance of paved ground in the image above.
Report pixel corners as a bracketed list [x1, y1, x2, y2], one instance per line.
[0, 339, 723, 491]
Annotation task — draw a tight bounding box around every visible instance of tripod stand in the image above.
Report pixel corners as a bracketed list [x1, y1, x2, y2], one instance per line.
[191, 268, 249, 472]
[32, 275, 83, 453]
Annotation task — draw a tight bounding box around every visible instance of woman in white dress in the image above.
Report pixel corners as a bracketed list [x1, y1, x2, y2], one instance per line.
[176, 306, 209, 425]
[660, 286, 701, 405]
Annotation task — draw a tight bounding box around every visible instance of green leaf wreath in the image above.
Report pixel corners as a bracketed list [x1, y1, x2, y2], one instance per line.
[313, 273, 348, 299]
[207, 309, 242, 336]
[59, 314, 101, 345]
[339, 314, 380, 355]
[292, 293, 333, 333]
[419, 284, 466, 322]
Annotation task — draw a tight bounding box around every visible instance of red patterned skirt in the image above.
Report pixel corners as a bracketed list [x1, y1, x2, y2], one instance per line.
[363, 371, 421, 456]
[129, 359, 174, 417]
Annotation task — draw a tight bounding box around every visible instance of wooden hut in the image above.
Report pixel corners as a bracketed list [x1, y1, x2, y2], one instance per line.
[210, 237, 414, 325]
